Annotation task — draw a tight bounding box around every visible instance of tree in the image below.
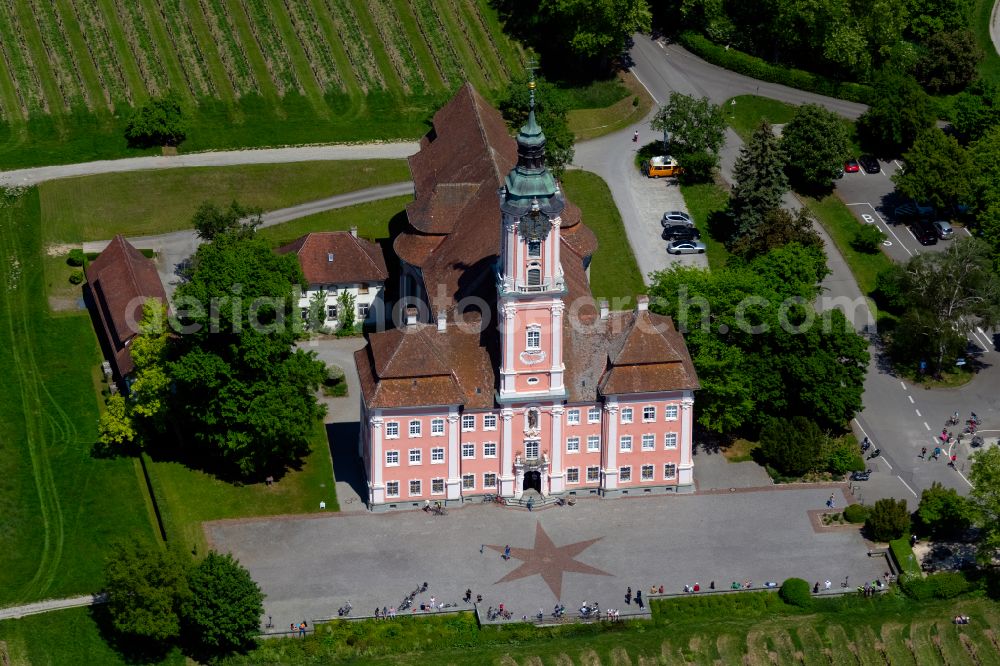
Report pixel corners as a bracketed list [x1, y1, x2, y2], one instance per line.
[337, 290, 356, 332]
[865, 498, 911, 541]
[125, 93, 187, 148]
[728, 121, 789, 239]
[758, 416, 826, 476]
[306, 288, 329, 334]
[970, 126, 1000, 254]
[182, 552, 264, 655]
[894, 238, 1000, 371]
[915, 30, 983, 94]
[192, 200, 261, 241]
[952, 81, 1000, 143]
[498, 76, 574, 177]
[537, 0, 651, 64]
[858, 73, 936, 155]
[730, 207, 822, 260]
[907, 0, 976, 40]
[650, 92, 727, 156]
[169, 231, 327, 477]
[97, 393, 136, 451]
[129, 300, 171, 434]
[893, 128, 973, 212]
[968, 445, 1000, 563]
[915, 481, 974, 538]
[780, 104, 852, 192]
[103, 539, 190, 643]
[851, 225, 887, 254]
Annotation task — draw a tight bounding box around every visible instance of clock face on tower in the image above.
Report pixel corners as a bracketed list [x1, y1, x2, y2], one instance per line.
[518, 209, 549, 242]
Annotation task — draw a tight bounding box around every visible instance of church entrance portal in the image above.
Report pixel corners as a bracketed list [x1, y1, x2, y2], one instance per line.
[523, 471, 542, 493]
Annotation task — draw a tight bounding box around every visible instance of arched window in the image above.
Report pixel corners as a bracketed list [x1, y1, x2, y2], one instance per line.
[527, 240, 541, 258]
[527, 263, 541, 286]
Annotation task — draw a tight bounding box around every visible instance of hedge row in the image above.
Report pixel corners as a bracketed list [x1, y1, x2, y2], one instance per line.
[900, 572, 971, 600]
[678, 32, 874, 106]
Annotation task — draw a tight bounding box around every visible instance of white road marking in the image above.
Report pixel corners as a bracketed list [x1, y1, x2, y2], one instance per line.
[956, 469, 973, 487]
[923, 421, 930, 430]
[899, 381, 906, 390]
[908, 395, 914, 404]
[896, 475, 918, 497]
[915, 409, 922, 417]
[846, 202, 913, 257]
[894, 160, 904, 169]
[882, 457, 893, 471]
[630, 69, 660, 105]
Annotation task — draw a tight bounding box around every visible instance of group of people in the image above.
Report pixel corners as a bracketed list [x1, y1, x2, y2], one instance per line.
[623, 586, 645, 609]
[372, 607, 397, 619]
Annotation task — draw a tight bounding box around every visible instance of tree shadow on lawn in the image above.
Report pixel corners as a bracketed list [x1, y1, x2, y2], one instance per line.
[326, 421, 367, 504]
[88, 603, 179, 665]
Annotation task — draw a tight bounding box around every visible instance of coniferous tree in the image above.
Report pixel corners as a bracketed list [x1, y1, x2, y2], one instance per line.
[728, 121, 789, 240]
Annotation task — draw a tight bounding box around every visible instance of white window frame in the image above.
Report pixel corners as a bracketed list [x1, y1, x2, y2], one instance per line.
[526, 326, 541, 350]
[620, 407, 633, 424]
[409, 448, 422, 465]
[385, 421, 399, 438]
[525, 440, 540, 459]
[566, 467, 579, 484]
[431, 418, 445, 436]
[409, 420, 422, 437]
[431, 478, 445, 495]
[586, 466, 600, 483]
[527, 239, 541, 258]
[566, 436, 580, 453]
[587, 435, 600, 452]
[408, 479, 421, 496]
[566, 409, 580, 425]
[386, 481, 399, 497]
[483, 442, 497, 458]
[462, 474, 475, 490]
[642, 406, 656, 422]
[641, 464, 654, 481]
[620, 435, 632, 452]
[326, 304, 338, 319]
[664, 463, 677, 480]
[619, 465, 631, 482]
[430, 447, 445, 464]
[665, 405, 679, 421]
[484, 473, 497, 488]
[385, 450, 399, 466]
[664, 432, 678, 449]
[357, 303, 369, 319]
[641, 434, 655, 451]
[483, 414, 497, 430]
[462, 414, 475, 431]
[461, 442, 475, 459]
[588, 407, 600, 423]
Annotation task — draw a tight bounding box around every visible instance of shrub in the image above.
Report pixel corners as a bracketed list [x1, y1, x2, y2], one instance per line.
[823, 438, 865, 475]
[66, 248, 85, 267]
[901, 572, 970, 600]
[125, 93, 187, 148]
[915, 481, 974, 539]
[779, 578, 812, 608]
[843, 503, 870, 523]
[69, 270, 84, 285]
[851, 225, 887, 253]
[758, 416, 826, 477]
[677, 150, 717, 184]
[865, 498, 910, 541]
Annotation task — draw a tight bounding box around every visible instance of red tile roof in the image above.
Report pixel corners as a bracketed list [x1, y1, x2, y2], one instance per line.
[276, 232, 387, 285]
[84, 235, 166, 377]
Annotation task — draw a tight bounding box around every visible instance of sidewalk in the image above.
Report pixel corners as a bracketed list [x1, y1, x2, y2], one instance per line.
[0, 593, 107, 621]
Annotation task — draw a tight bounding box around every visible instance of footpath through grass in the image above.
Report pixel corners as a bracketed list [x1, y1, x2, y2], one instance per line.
[0, 189, 160, 608]
[561, 170, 646, 300]
[39, 160, 411, 244]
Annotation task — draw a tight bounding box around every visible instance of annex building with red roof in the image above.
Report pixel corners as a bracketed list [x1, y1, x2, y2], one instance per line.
[355, 84, 699, 510]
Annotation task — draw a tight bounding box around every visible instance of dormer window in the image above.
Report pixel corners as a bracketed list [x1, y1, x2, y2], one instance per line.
[528, 240, 541, 258]
[327, 253, 334, 262]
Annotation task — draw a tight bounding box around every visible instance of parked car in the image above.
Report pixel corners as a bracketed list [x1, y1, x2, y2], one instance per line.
[910, 219, 939, 246]
[850, 470, 871, 481]
[666, 240, 706, 254]
[933, 220, 954, 240]
[661, 226, 701, 241]
[844, 158, 860, 173]
[858, 154, 880, 174]
[660, 211, 694, 227]
[642, 156, 683, 178]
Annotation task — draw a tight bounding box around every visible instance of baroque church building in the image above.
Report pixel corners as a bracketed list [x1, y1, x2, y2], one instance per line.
[354, 83, 699, 510]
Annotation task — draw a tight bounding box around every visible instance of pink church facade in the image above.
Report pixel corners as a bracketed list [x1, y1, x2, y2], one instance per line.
[355, 84, 699, 510]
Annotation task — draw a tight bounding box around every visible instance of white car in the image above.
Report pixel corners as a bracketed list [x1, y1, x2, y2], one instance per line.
[661, 211, 694, 227]
[666, 240, 706, 254]
[933, 220, 954, 240]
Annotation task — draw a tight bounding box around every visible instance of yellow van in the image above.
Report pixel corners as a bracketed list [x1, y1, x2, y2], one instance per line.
[642, 155, 683, 178]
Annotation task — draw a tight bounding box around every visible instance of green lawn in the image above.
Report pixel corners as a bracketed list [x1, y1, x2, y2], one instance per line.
[803, 193, 894, 297]
[145, 422, 336, 556]
[561, 170, 646, 300]
[567, 72, 654, 141]
[39, 160, 411, 244]
[256, 195, 411, 248]
[974, 0, 1000, 84]
[725, 95, 798, 141]
[679, 181, 733, 269]
[0, 189, 160, 607]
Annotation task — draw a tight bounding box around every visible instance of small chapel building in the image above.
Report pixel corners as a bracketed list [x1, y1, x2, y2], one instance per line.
[354, 84, 699, 510]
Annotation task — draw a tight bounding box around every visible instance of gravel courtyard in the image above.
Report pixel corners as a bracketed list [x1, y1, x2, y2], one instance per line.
[206, 487, 885, 630]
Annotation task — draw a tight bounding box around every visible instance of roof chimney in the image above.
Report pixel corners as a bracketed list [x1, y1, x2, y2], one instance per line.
[406, 305, 418, 326]
[349, 226, 358, 238]
[637, 295, 649, 312]
[327, 252, 334, 263]
[437, 310, 447, 332]
[599, 298, 609, 320]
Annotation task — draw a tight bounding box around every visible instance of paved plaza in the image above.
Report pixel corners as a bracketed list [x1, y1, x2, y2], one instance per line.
[206, 486, 885, 630]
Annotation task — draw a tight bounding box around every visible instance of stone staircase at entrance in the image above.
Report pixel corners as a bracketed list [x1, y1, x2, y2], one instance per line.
[507, 489, 562, 510]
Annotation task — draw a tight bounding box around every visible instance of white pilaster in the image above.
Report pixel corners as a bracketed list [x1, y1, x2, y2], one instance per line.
[369, 415, 385, 504]
[550, 405, 565, 493]
[544, 220, 553, 281]
[550, 301, 565, 391]
[679, 395, 695, 486]
[551, 216, 562, 276]
[446, 409, 461, 500]
[500, 408, 515, 496]
[603, 400, 619, 490]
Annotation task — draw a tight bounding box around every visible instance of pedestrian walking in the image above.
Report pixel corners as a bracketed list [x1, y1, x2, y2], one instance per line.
[625, 586, 632, 605]
[636, 590, 644, 610]
[298, 622, 306, 637]
[633, 129, 639, 143]
[949, 454, 957, 468]
[503, 544, 511, 560]
[480, 544, 484, 554]
[920, 447, 926, 459]
[826, 494, 834, 509]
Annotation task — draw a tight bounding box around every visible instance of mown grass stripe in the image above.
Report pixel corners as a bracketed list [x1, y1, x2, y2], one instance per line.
[53, 0, 116, 111]
[136, 0, 197, 101]
[365, 0, 427, 94]
[94, 0, 149, 104]
[435, 0, 491, 91]
[178, 0, 238, 102]
[320, 0, 384, 92]
[351, 1, 407, 95]
[0, 6, 30, 118]
[155, 0, 216, 97]
[107, 0, 171, 98]
[408, 0, 464, 88]
[237, 0, 301, 95]
[471, 0, 523, 75]
[24, 0, 92, 110]
[308, 0, 362, 97]
[452, 0, 507, 86]
[387, 0, 445, 90]
[196, 0, 258, 96]
[263, 0, 327, 108]
[221, 0, 280, 101]
[8, 0, 68, 116]
[279, 0, 343, 94]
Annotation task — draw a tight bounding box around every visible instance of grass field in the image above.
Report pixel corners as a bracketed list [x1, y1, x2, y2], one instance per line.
[680, 181, 732, 270]
[974, 0, 1000, 84]
[257, 195, 411, 248]
[0, 188, 160, 608]
[561, 170, 646, 300]
[0, 0, 525, 168]
[567, 71, 654, 142]
[39, 159, 411, 244]
[726, 95, 862, 154]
